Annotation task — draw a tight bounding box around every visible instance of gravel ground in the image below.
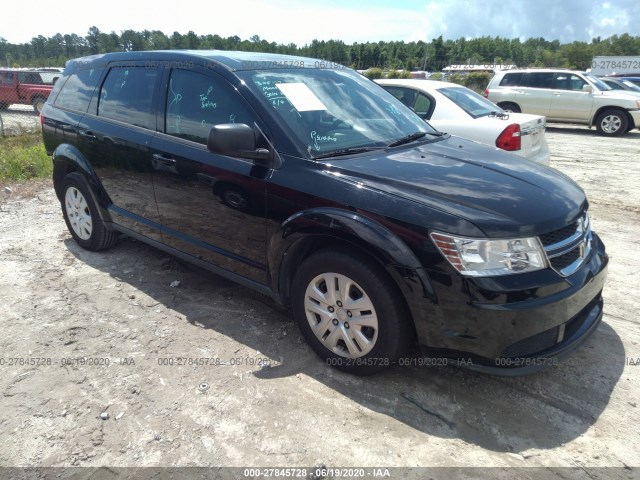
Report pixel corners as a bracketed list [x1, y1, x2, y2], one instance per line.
[0, 123, 639, 478]
[0, 106, 39, 135]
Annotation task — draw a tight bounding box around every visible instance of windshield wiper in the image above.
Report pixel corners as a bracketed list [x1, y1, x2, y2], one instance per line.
[387, 131, 446, 147]
[312, 146, 386, 160]
[387, 131, 428, 147]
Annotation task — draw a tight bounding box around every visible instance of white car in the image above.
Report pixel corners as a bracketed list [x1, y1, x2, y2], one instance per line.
[377, 79, 550, 165]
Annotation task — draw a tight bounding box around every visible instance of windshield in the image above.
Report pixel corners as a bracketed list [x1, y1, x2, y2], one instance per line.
[584, 73, 612, 91]
[620, 79, 640, 92]
[239, 68, 434, 157]
[437, 86, 504, 118]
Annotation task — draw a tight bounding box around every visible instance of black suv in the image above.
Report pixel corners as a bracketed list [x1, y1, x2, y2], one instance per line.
[41, 51, 608, 375]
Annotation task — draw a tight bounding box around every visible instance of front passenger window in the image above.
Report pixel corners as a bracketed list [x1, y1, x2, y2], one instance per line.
[165, 69, 253, 145]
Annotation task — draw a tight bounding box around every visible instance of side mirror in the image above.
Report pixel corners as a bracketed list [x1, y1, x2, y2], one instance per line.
[207, 124, 270, 162]
[582, 84, 593, 93]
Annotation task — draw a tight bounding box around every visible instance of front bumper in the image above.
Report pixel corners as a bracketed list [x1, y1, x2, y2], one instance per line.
[629, 109, 640, 129]
[417, 232, 608, 374]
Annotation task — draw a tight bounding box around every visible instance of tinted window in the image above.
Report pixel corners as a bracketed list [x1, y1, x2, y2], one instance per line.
[0, 71, 15, 84]
[54, 68, 104, 113]
[18, 72, 43, 84]
[165, 69, 253, 144]
[554, 73, 586, 91]
[98, 67, 158, 129]
[524, 72, 554, 89]
[499, 72, 523, 86]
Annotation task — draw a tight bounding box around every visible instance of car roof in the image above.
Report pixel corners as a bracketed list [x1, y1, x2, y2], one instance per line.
[377, 79, 467, 91]
[495, 69, 583, 75]
[65, 50, 333, 72]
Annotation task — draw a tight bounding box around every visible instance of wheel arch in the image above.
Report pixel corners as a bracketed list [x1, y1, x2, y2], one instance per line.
[269, 207, 438, 343]
[590, 106, 632, 129]
[52, 144, 113, 225]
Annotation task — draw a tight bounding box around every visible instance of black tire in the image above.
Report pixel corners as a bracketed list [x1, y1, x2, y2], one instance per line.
[0, 102, 9, 111]
[291, 248, 412, 375]
[498, 102, 521, 113]
[32, 97, 46, 114]
[595, 109, 628, 136]
[60, 173, 118, 251]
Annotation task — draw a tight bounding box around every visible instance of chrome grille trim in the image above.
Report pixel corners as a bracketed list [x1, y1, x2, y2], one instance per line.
[541, 213, 592, 277]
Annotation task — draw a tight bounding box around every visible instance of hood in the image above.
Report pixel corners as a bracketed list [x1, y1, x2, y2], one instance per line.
[319, 136, 587, 238]
[599, 89, 640, 100]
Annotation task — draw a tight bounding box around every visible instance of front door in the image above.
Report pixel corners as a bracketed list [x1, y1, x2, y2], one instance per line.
[150, 67, 269, 284]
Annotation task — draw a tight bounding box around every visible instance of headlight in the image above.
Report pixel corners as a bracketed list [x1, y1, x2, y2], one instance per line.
[430, 232, 547, 277]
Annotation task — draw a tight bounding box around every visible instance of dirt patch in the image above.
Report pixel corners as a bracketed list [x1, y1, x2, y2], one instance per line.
[0, 125, 639, 473]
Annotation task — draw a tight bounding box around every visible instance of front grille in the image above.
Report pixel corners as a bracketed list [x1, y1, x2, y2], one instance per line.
[539, 221, 579, 247]
[550, 247, 581, 270]
[541, 213, 591, 277]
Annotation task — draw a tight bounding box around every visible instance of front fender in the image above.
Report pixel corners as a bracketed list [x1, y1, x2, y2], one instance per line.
[268, 207, 437, 343]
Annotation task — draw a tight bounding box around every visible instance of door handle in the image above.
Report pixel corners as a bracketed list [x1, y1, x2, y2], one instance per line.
[79, 130, 96, 140]
[152, 153, 176, 166]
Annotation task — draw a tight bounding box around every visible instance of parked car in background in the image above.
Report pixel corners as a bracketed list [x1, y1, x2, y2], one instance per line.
[607, 73, 640, 88]
[377, 79, 550, 165]
[599, 77, 640, 93]
[0, 69, 59, 113]
[41, 50, 608, 375]
[484, 69, 640, 136]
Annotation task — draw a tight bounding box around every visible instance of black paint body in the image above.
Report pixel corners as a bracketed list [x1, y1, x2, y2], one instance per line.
[42, 51, 608, 373]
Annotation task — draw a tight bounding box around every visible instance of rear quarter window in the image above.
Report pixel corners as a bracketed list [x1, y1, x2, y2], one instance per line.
[54, 68, 104, 113]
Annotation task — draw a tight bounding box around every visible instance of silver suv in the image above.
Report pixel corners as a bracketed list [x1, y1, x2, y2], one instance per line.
[484, 69, 640, 136]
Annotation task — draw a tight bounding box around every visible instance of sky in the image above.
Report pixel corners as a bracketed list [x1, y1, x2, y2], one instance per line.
[1, 0, 638, 45]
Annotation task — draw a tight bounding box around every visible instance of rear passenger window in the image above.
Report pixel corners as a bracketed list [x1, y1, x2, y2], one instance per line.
[499, 73, 523, 86]
[524, 72, 555, 89]
[98, 67, 158, 129]
[54, 68, 104, 113]
[165, 69, 253, 145]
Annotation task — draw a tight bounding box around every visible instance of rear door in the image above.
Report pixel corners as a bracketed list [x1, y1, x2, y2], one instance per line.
[515, 72, 554, 116]
[76, 62, 163, 241]
[149, 66, 269, 284]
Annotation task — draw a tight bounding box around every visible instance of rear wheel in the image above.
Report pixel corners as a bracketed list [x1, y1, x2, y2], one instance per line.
[595, 109, 628, 136]
[0, 102, 9, 110]
[61, 173, 118, 251]
[32, 97, 46, 114]
[291, 248, 412, 375]
[498, 102, 521, 113]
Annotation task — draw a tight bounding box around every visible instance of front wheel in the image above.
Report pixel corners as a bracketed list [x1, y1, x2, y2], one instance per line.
[61, 173, 118, 251]
[595, 109, 628, 136]
[291, 249, 412, 375]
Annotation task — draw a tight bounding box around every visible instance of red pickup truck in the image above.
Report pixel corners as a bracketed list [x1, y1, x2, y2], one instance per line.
[0, 69, 60, 113]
